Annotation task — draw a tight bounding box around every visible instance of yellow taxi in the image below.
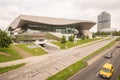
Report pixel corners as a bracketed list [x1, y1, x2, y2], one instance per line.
[99, 63, 114, 79]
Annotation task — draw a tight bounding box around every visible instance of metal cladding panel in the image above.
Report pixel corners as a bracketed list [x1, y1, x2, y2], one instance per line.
[8, 15, 96, 30]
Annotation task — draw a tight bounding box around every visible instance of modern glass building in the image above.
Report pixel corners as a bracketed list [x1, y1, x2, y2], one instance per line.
[7, 15, 96, 41]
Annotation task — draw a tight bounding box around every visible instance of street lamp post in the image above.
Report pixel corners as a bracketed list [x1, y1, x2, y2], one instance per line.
[74, 29, 79, 43]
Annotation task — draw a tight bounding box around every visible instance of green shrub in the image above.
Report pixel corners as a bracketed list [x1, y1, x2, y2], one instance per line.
[81, 35, 86, 40]
[61, 36, 66, 44]
[86, 35, 89, 39]
[68, 35, 75, 42]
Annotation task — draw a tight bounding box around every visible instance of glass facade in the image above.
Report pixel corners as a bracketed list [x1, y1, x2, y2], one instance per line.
[24, 24, 77, 34]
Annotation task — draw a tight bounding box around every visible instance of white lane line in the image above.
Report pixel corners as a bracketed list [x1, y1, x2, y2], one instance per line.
[96, 72, 99, 76]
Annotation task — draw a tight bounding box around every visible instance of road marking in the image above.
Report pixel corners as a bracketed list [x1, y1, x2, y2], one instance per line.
[96, 72, 99, 76]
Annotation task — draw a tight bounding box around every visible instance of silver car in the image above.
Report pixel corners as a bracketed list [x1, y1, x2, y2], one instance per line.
[104, 52, 112, 59]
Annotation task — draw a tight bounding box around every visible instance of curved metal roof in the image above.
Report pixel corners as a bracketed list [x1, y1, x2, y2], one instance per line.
[8, 15, 96, 30]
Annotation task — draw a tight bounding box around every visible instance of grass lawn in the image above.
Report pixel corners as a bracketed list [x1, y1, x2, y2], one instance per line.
[0, 63, 25, 74]
[52, 38, 102, 49]
[118, 75, 120, 80]
[16, 43, 47, 56]
[0, 45, 22, 63]
[47, 40, 117, 80]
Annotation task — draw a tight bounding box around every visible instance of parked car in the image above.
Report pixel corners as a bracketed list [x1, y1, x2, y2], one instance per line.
[116, 45, 120, 48]
[99, 63, 114, 79]
[35, 39, 46, 47]
[104, 52, 112, 59]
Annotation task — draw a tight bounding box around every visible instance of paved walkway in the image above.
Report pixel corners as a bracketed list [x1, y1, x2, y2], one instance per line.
[0, 38, 116, 80]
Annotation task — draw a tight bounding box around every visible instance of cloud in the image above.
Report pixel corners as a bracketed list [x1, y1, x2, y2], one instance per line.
[0, 0, 120, 31]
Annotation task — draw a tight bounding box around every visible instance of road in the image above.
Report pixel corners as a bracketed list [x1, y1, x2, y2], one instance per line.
[0, 39, 116, 80]
[68, 44, 120, 80]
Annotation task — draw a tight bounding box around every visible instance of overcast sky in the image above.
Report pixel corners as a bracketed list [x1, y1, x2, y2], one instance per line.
[0, 0, 120, 32]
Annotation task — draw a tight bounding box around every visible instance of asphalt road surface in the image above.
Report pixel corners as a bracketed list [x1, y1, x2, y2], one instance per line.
[69, 45, 120, 80]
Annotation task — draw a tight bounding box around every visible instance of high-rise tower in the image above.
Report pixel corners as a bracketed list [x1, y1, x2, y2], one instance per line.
[97, 12, 111, 31]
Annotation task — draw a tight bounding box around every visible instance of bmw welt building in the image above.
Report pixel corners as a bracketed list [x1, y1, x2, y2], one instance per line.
[7, 15, 96, 42]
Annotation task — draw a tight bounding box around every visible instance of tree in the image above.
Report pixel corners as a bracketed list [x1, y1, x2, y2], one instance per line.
[116, 37, 120, 41]
[92, 33, 96, 39]
[86, 35, 89, 39]
[68, 35, 74, 42]
[0, 30, 12, 48]
[61, 35, 66, 44]
[81, 35, 85, 40]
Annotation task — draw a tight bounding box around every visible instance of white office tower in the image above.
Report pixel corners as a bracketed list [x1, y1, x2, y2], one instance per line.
[97, 12, 111, 32]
